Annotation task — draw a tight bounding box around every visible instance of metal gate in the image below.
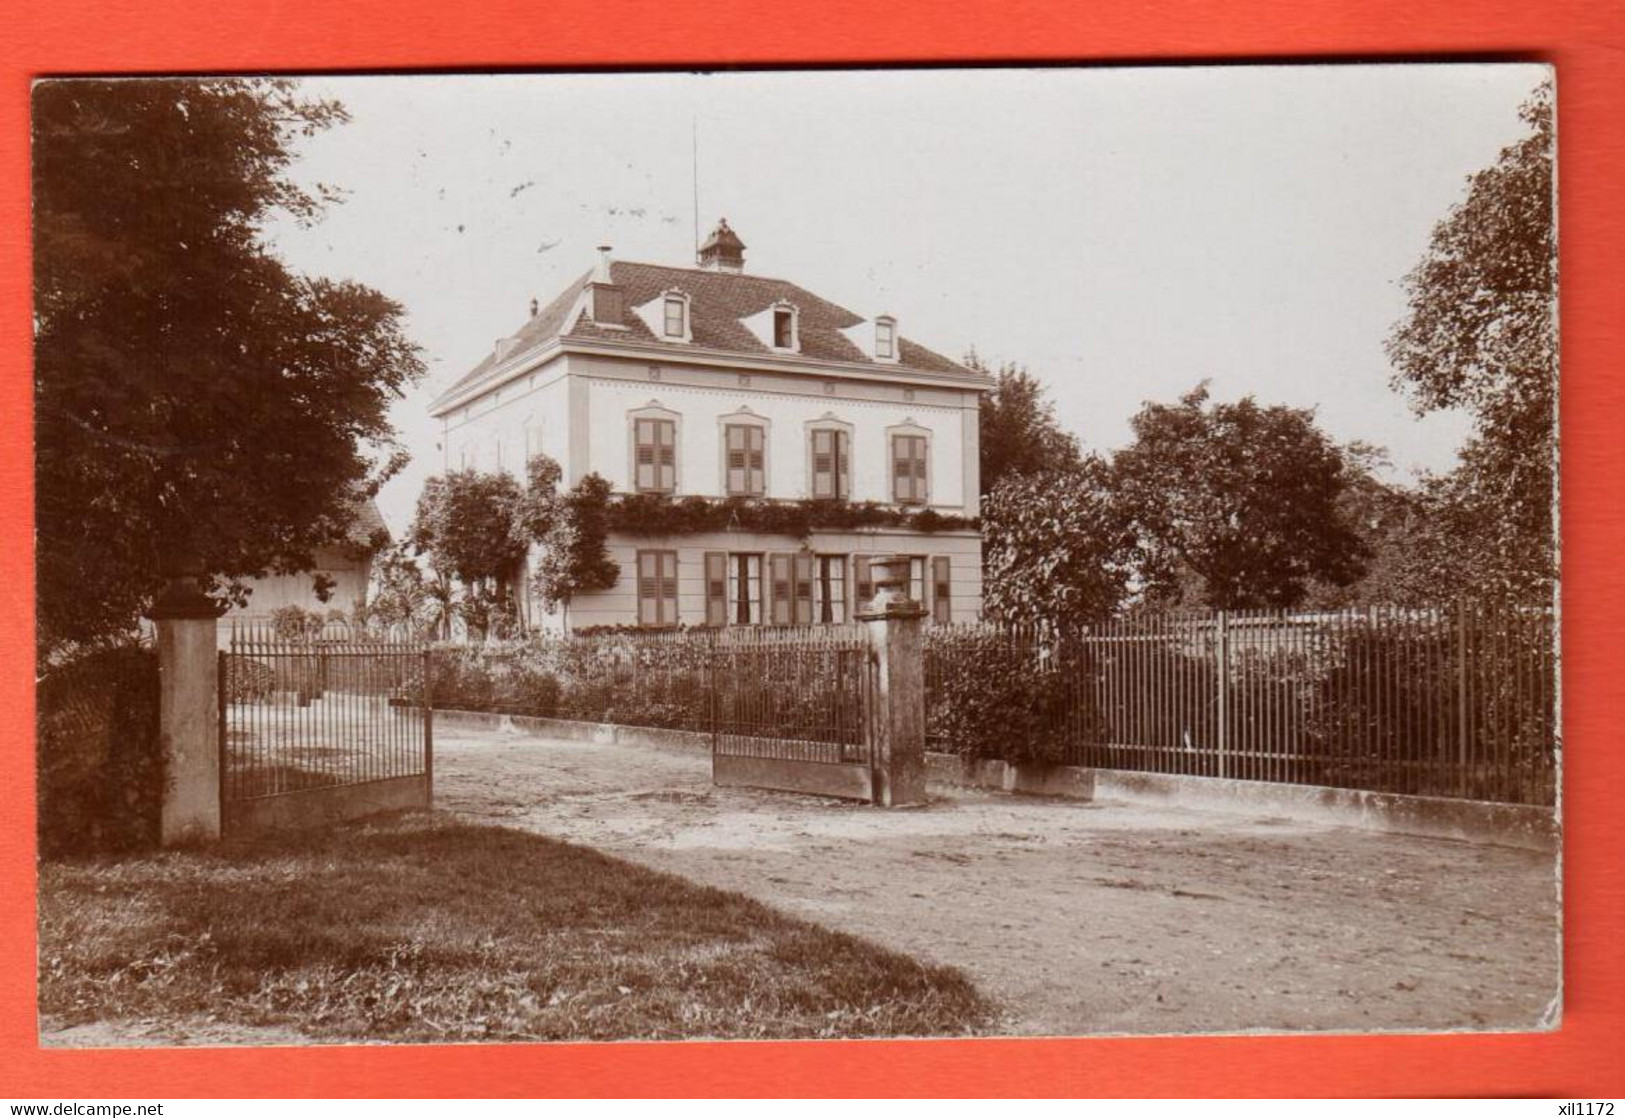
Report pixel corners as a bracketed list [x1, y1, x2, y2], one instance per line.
[219, 624, 433, 834]
[710, 628, 875, 801]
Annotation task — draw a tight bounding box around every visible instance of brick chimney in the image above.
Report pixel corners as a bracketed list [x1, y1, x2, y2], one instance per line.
[587, 245, 624, 325]
[697, 218, 746, 273]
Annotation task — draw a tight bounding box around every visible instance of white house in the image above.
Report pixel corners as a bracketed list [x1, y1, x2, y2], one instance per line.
[219, 498, 390, 629]
[427, 219, 992, 631]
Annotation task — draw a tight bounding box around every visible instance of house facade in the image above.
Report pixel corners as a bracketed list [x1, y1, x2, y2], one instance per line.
[218, 498, 390, 630]
[428, 220, 991, 631]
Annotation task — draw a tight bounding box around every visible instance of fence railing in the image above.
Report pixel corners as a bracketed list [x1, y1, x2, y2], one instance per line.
[925, 603, 1557, 806]
[221, 626, 431, 803]
[712, 629, 870, 764]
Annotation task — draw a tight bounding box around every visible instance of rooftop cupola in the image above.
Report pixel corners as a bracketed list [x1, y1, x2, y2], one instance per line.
[697, 217, 746, 273]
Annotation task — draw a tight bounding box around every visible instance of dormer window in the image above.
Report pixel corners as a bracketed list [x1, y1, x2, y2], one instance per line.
[661, 290, 692, 342]
[771, 302, 799, 351]
[875, 315, 897, 361]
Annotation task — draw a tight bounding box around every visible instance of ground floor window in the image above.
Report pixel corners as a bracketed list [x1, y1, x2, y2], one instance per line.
[813, 555, 847, 624]
[636, 550, 678, 627]
[907, 556, 927, 607]
[728, 553, 764, 625]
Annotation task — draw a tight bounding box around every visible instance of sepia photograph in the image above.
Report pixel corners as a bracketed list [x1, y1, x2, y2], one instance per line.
[32, 64, 1559, 1048]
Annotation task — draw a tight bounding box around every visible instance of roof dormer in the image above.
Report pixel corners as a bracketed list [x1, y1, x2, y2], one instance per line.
[659, 289, 692, 343]
[770, 300, 800, 353]
[874, 314, 899, 363]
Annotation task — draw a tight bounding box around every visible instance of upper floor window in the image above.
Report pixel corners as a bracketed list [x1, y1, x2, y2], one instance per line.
[875, 315, 897, 361]
[634, 417, 677, 493]
[809, 428, 851, 500]
[891, 432, 929, 505]
[661, 291, 692, 341]
[724, 423, 766, 496]
[771, 302, 799, 351]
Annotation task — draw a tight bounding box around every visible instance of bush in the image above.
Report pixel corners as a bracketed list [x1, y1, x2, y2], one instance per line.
[423, 633, 716, 731]
[227, 657, 277, 703]
[925, 629, 1085, 766]
[37, 646, 164, 857]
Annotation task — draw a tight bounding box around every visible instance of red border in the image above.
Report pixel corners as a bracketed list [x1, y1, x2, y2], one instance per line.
[4, 0, 1622, 1099]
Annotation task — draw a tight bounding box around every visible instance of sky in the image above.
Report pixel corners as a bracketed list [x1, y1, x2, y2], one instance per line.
[262, 64, 1550, 536]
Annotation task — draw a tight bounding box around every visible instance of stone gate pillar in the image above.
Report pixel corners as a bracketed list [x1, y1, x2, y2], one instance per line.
[856, 555, 928, 807]
[146, 569, 223, 844]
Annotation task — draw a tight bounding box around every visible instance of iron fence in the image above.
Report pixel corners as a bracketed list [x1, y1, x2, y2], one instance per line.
[711, 626, 870, 764]
[926, 602, 1557, 806]
[220, 625, 431, 804]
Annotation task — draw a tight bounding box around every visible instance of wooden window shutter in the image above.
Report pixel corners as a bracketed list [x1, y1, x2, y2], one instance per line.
[931, 556, 951, 624]
[660, 551, 678, 624]
[892, 435, 927, 504]
[769, 553, 793, 625]
[635, 420, 655, 492]
[657, 420, 676, 491]
[854, 555, 874, 609]
[747, 426, 765, 495]
[636, 551, 658, 626]
[792, 553, 814, 625]
[725, 425, 747, 494]
[811, 429, 833, 498]
[704, 552, 727, 627]
[835, 431, 850, 499]
[892, 436, 910, 502]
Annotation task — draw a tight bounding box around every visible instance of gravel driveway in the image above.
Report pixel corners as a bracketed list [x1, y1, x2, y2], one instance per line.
[435, 726, 1560, 1037]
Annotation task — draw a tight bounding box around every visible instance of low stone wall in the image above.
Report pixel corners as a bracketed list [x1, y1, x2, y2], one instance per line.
[713, 754, 873, 801]
[1093, 768, 1558, 852]
[925, 751, 1556, 851]
[925, 752, 1097, 799]
[432, 708, 1556, 851]
[430, 707, 711, 753]
[225, 774, 429, 836]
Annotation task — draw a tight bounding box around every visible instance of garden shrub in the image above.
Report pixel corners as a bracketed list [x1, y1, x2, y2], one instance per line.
[425, 633, 715, 732]
[37, 645, 163, 857]
[925, 628, 1085, 766]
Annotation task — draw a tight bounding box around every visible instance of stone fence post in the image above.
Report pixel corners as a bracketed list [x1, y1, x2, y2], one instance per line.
[855, 555, 928, 807]
[146, 571, 223, 844]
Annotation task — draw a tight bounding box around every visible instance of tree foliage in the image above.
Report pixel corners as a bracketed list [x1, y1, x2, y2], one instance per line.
[363, 541, 443, 637]
[527, 471, 620, 616]
[408, 468, 527, 592]
[33, 78, 424, 656]
[969, 353, 1085, 493]
[1386, 82, 1556, 603]
[1113, 385, 1369, 610]
[980, 459, 1135, 628]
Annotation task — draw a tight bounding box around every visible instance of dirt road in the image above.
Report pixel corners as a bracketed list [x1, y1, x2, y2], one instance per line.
[435, 727, 1560, 1037]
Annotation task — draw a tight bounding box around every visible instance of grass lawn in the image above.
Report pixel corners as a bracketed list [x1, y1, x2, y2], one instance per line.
[38, 812, 994, 1044]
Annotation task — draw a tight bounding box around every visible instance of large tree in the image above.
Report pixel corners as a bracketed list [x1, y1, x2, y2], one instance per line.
[1113, 384, 1369, 610]
[34, 79, 424, 657]
[510, 455, 619, 625]
[408, 468, 527, 597]
[1385, 82, 1556, 604]
[968, 353, 1085, 493]
[980, 458, 1135, 628]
